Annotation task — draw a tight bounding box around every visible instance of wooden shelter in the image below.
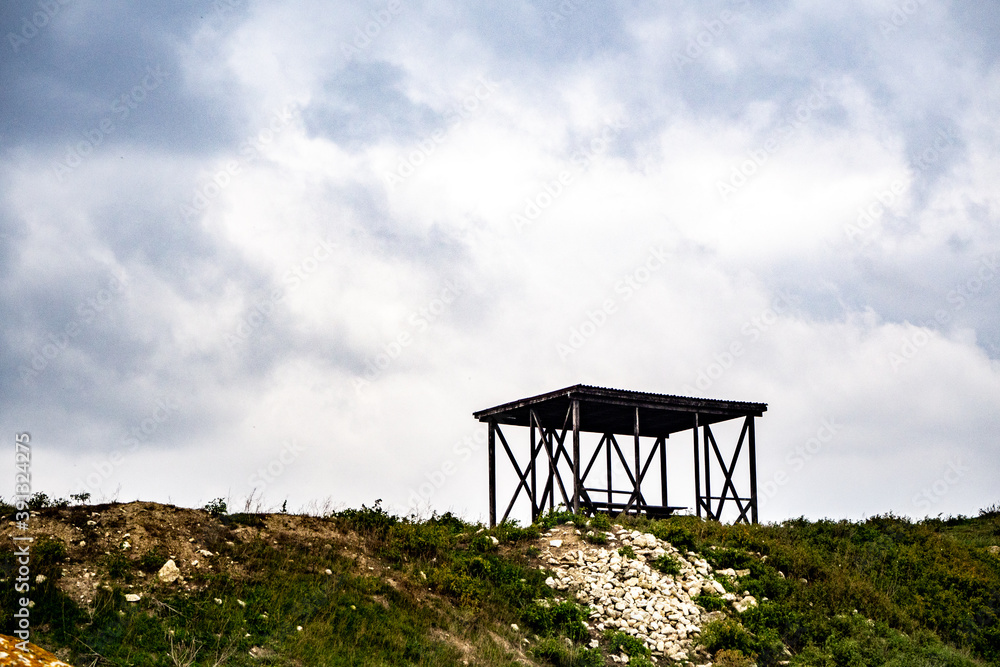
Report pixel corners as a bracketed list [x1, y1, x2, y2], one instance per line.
[473, 385, 767, 527]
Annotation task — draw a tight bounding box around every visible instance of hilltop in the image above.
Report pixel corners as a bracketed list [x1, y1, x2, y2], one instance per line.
[2, 496, 999, 666]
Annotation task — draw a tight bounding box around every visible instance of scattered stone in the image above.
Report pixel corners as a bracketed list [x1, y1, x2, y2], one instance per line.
[550, 539, 563, 548]
[125, 593, 141, 603]
[157, 559, 181, 583]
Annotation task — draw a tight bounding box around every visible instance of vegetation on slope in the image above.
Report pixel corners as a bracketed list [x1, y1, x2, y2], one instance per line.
[1, 493, 999, 667]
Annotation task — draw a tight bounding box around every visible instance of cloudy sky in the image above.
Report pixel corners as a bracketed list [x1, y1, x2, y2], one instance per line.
[2, 0, 998, 524]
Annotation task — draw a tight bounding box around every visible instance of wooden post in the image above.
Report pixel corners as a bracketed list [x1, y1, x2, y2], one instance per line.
[693, 413, 701, 518]
[633, 407, 641, 513]
[606, 434, 612, 507]
[572, 399, 580, 514]
[703, 423, 712, 520]
[488, 419, 496, 528]
[749, 415, 758, 524]
[530, 420, 537, 522]
[659, 437, 668, 507]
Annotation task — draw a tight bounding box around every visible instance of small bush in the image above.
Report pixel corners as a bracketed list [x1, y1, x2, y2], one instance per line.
[522, 600, 589, 640]
[203, 497, 228, 517]
[589, 513, 613, 531]
[334, 500, 398, 537]
[700, 618, 757, 656]
[535, 508, 581, 530]
[604, 629, 651, 658]
[492, 520, 540, 544]
[652, 553, 681, 575]
[583, 531, 608, 545]
[26, 492, 52, 511]
[650, 521, 698, 552]
[695, 591, 729, 612]
[618, 545, 636, 559]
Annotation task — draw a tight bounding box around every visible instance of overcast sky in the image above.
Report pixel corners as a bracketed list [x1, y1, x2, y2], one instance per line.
[2, 0, 998, 524]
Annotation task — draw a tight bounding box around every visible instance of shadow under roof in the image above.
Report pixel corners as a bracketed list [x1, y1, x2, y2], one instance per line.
[473, 384, 767, 439]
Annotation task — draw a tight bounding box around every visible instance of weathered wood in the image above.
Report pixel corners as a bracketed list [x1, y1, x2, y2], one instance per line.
[488, 420, 496, 528]
[693, 413, 701, 518]
[475, 386, 765, 525]
[572, 399, 581, 514]
[659, 436, 668, 507]
[749, 416, 758, 524]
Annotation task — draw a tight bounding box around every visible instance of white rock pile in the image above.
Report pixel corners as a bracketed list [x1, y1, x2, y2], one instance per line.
[541, 524, 757, 663]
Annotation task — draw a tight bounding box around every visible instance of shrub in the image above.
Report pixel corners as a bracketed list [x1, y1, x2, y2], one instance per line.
[618, 545, 636, 559]
[534, 508, 581, 530]
[604, 629, 651, 658]
[583, 531, 608, 545]
[652, 553, 681, 575]
[589, 512, 613, 531]
[700, 618, 757, 656]
[650, 521, 698, 552]
[522, 600, 589, 640]
[695, 591, 728, 611]
[26, 492, 52, 510]
[333, 500, 398, 537]
[203, 497, 228, 517]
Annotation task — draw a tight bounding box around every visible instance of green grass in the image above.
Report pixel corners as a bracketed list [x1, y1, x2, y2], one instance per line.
[616, 508, 1000, 666]
[2, 497, 999, 666]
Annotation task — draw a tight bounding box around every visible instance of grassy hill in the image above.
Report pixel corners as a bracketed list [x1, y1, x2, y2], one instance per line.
[2, 494, 999, 666]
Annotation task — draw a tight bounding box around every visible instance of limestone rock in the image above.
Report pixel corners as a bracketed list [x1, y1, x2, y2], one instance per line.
[157, 559, 181, 583]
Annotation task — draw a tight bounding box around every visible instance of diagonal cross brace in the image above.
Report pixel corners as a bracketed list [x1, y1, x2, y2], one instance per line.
[619, 439, 662, 515]
[705, 419, 752, 522]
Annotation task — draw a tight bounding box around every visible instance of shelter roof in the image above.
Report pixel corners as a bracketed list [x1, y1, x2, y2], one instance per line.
[473, 384, 766, 438]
